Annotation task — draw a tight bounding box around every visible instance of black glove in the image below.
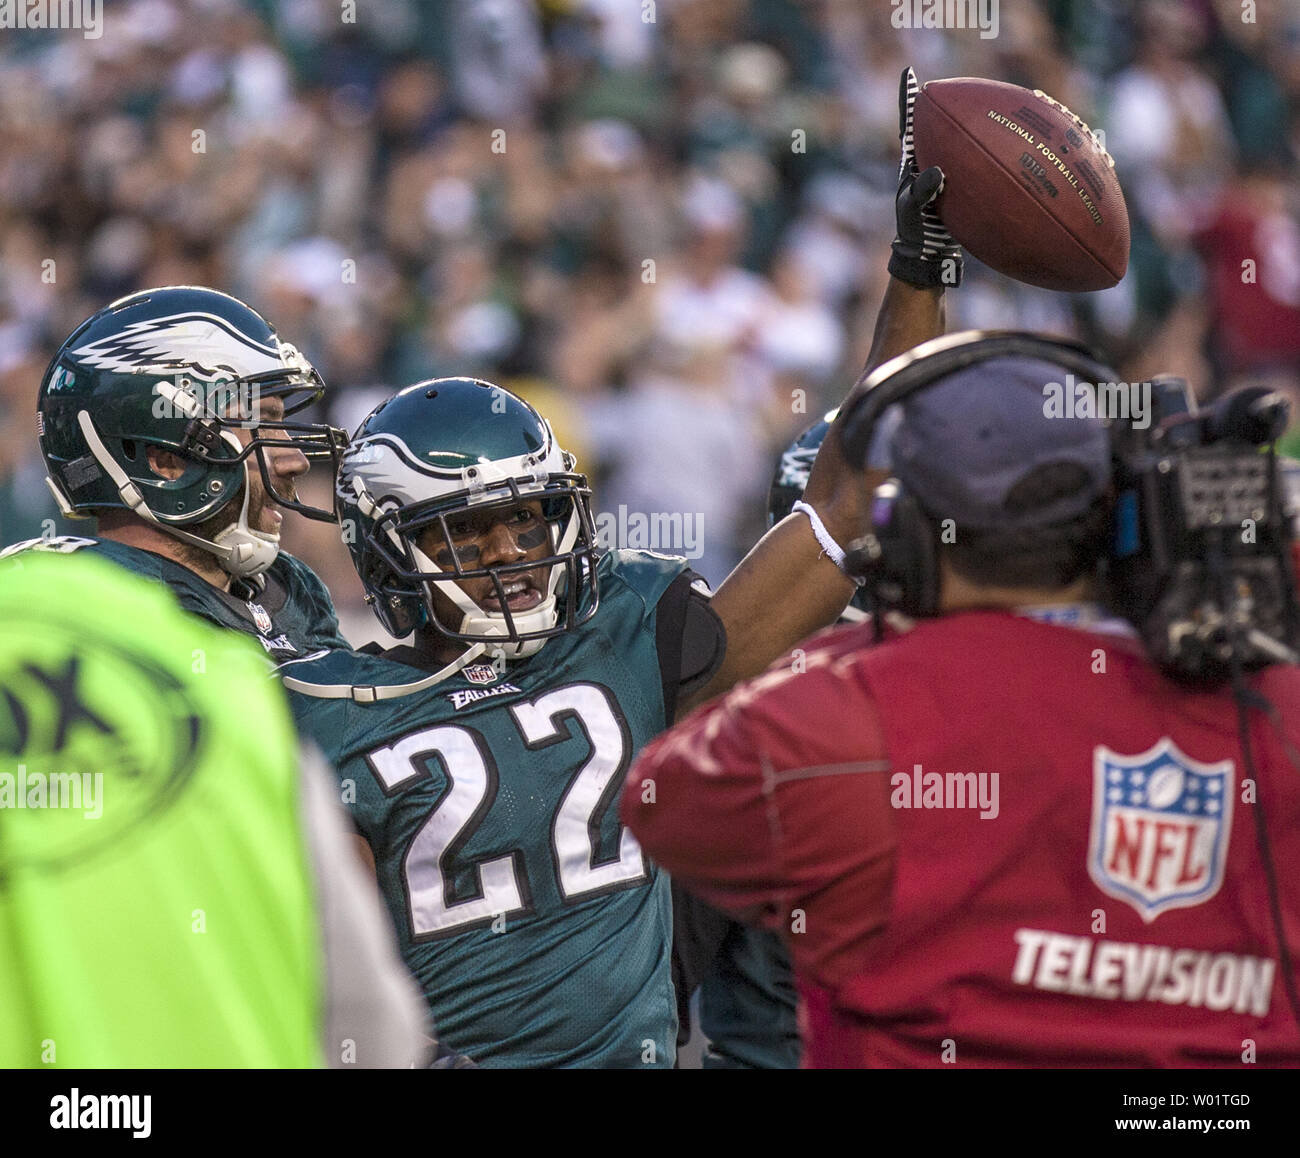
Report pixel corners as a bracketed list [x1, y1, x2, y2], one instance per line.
[888, 66, 963, 289]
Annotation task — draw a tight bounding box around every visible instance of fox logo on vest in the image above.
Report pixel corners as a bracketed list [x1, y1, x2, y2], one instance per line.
[1088, 739, 1234, 923]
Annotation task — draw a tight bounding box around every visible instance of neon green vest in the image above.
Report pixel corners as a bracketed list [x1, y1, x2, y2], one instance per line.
[0, 551, 322, 1067]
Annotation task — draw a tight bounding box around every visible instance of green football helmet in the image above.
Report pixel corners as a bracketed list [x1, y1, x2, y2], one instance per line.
[337, 377, 600, 663]
[37, 286, 346, 577]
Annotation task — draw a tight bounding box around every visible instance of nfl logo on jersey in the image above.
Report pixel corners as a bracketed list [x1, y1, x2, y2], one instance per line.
[246, 602, 274, 636]
[463, 664, 499, 685]
[1088, 739, 1235, 923]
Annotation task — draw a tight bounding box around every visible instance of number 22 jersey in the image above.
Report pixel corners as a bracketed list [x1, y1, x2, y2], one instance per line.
[283, 550, 697, 1068]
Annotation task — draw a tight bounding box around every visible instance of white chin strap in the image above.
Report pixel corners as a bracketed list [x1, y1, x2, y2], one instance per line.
[205, 477, 281, 578]
[408, 504, 580, 661]
[77, 410, 280, 579]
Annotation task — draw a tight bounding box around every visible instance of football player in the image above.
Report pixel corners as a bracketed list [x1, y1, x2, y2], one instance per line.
[4, 286, 349, 659]
[276, 372, 928, 1068]
[277, 64, 958, 1069]
[767, 412, 877, 625]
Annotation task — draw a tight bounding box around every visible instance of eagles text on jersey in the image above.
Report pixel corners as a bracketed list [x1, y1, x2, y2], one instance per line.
[281, 550, 702, 1068]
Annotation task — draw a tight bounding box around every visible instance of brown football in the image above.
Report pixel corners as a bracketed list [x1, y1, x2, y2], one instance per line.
[913, 77, 1130, 291]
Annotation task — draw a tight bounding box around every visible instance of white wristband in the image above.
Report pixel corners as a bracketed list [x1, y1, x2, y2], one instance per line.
[792, 501, 865, 585]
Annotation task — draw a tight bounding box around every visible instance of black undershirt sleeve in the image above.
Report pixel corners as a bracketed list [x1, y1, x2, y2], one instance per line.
[655, 571, 727, 726]
[652, 570, 731, 1052]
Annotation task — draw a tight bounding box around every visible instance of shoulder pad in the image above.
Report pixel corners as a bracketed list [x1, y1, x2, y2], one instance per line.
[271, 551, 346, 645]
[594, 549, 695, 625]
[599, 548, 691, 601]
[275, 647, 382, 686]
[273, 549, 319, 584]
[273, 552, 337, 606]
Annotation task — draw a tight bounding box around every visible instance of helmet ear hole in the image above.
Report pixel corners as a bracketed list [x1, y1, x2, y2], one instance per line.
[121, 439, 137, 461]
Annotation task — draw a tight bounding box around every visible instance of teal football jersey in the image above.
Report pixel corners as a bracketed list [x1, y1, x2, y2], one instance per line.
[0, 535, 347, 659]
[283, 550, 689, 1068]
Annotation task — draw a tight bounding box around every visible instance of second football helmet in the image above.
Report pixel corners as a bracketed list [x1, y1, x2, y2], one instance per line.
[37, 286, 346, 577]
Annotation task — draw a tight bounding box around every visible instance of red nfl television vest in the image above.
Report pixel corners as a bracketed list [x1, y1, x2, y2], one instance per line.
[811, 611, 1300, 1067]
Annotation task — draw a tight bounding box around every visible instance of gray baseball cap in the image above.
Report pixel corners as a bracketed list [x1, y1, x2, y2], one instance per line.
[889, 356, 1111, 530]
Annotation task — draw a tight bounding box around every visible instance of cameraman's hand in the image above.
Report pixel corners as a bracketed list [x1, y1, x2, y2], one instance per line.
[889, 67, 963, 289]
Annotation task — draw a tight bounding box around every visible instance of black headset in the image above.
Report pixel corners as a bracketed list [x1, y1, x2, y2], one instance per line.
[838, 329, 1120, 622]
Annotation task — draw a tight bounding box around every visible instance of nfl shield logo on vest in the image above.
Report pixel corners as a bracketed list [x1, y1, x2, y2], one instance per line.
[463, 664, 499, 685]
[1088, 738, 1234, 923]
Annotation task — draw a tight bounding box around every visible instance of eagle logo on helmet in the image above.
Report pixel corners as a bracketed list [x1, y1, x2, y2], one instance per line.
[38, 288, 345, 573]
[69, 313, 289, 382]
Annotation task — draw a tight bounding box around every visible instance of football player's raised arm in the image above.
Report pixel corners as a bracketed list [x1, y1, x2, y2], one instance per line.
[676, 278, 944, 717]
[860, 65, 957, 375]
[675, 69, 959, 717]
[862, 278, 946, 377]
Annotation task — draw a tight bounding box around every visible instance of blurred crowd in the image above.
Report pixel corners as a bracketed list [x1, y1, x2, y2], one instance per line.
[1, 0, 1298, 640]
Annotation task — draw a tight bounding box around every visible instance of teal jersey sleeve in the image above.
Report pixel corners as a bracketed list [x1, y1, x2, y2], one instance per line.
[283, 549, 691, 1068]
[0, 536, 346, 660]
[598, 548, 693, 609]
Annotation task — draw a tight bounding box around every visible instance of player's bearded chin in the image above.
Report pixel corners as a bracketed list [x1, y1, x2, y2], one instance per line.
[174, 473, 284, 575]
[252, 468, 296, 532]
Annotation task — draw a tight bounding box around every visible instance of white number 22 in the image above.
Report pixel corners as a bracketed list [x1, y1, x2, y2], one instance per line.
[365, 684, 647, 939]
